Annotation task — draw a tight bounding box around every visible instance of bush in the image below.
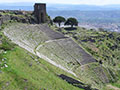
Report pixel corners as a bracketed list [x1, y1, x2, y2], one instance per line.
[0, 38, 15, 51]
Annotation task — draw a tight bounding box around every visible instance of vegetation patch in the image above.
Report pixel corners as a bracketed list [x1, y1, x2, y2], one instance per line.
[51, 25, 120, 89]
[0, 31, 84, 90]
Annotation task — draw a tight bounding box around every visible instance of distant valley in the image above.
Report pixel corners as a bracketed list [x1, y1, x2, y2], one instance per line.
[1, 3, 120, 32]
[48, 10, 120, 32]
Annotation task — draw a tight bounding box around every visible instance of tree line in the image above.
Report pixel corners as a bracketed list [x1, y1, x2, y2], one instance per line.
[52, 16, 78, 28]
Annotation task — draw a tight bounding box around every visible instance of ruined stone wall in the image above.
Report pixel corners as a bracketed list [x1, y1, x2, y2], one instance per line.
[0, 15, 11, 29]
[0, 10, 36, 28]
[0, 18, 2, 26]
[1, 15, 11, 23]
[34, 3, 47, 23]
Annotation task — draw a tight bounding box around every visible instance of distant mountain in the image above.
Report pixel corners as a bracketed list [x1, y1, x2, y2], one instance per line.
[0, 2, 34, 10]
[48, 10, 120, 23]
[0, 3, 120, 11]
[0, 2, 34, 6]
[47, 4, 120, 11]
[0, 6, 33, 11]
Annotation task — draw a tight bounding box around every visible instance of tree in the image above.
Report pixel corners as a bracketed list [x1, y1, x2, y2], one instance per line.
[50, 20, 53, 25]
[53, 16, 66, 27]
[64, 17, 78, 28]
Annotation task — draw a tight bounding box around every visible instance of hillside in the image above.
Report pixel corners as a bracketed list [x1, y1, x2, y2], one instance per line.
[53, 26, 120, 89]
[0, 25, 85, 90]
[2, 22, 119, 90]
[0, 2, 120, 90]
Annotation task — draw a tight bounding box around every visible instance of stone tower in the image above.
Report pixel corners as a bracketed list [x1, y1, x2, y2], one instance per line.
[34, 3, 47, 24]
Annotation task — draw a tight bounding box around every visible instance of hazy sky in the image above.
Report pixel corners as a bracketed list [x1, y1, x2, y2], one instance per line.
[0, 0, 120, 5]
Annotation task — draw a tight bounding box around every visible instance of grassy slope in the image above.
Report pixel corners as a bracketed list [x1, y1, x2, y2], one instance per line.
[3, 23, 115, 89]
[51, 25, 120, 90]
[2, 22, 120, 89]
[0, 32, 83, 90]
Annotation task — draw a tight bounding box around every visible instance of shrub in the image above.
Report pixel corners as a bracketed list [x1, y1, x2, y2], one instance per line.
[0, 38, 15, 51]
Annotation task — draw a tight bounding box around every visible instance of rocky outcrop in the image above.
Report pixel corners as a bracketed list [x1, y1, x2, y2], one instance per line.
[0, 10, 37, 27]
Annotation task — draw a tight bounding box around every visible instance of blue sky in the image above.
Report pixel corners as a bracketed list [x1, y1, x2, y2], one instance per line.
[0, 0, 120, 5]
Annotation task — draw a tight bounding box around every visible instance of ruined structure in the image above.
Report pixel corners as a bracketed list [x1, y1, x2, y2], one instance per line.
[34, 3, 47, 24]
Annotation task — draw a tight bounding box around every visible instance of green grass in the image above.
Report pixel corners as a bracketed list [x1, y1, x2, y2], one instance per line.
[0, 46, 84, 90]
[111, 82, 120, 88]
[110, 71, 120, 88]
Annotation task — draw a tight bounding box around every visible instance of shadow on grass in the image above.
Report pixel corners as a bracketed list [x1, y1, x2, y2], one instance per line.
[64, 27, 77, 31]
[58, 74, 99, 90]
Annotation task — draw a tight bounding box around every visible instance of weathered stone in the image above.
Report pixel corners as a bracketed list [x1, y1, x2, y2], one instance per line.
[35, 59, 38, 61]
[0, 40, 2, 45]
[4, 64, 8, 68]
[34, 3, 47, 24]
[24, 87, 28, 90]
[2, 59, 4, 61]
[6, 82, 10, 86]
[23, 79, 28, 82]
[29, 63, 32, 67]
[1, 15, 11, 23]
[14, 11, 23, 15]
[21, 18, 29, 23]
[4, 51, 7, 54]
[0, 5, 48, 25]
[4, 61, 7, 64]
[37, 62, 40, 64]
